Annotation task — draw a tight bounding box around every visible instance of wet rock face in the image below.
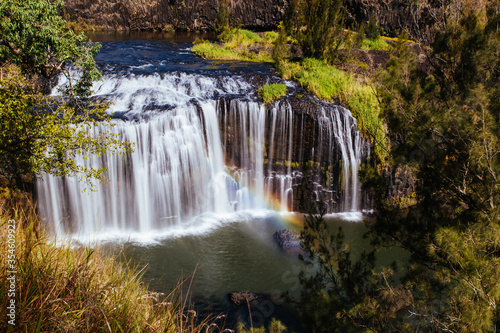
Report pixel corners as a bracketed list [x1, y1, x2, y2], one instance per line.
[343, 0, 437, 37]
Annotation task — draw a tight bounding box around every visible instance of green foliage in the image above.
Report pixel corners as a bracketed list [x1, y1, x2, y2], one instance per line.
[0, 0, 101, 99]
[258, 83, 288, 104]
[220, 28, 261, 46]
[277, 58, 388, 160]
[0, 197, 216, 332]
[263, 31, 279, 42]
[236, 318, 287, 333]
[361, 38, 390, 51]
[354, 24, 365, 48]
[282, 0, 344, 61]
[296, 202, 389, 332]
[272, 24, 290, 65]
[0, 0, 129, 188]
[214, 0, 231, 36]
[192, 40, 246, 61]
[192, 30, 273, 63]
[292, 58, 349, 99]
[364, 15, 380, 41]
[0, 71, 127, 188]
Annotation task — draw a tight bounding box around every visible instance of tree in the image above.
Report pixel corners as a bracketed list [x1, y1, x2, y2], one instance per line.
[296, 3, 500, 331]
[296, 202, 390, 332]
[282, 0, 344, 61]
[214, 0, 231, 36]
[0, 0, 128, 189]
[364, 4, 500, 331]
[0, 0, 101, 100]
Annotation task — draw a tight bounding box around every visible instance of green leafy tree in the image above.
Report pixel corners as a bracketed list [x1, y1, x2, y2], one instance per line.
[364, 15, 380, 41]
[296, 202, 388, 332]
[0, 0, 129, 189]
[0, 0, 101, 100]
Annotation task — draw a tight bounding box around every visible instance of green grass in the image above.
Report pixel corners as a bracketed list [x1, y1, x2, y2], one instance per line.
[192, 29, 275, 63]
[0, 192, 217, 333]
[258, 83, 288, 104]
[192, 40, 246, 60]
[278, 58, 388, 160]
[361, 38, 391, 51]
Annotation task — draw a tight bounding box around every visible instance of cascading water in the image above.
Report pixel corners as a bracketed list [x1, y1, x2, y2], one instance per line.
[36, 40, 370, 237]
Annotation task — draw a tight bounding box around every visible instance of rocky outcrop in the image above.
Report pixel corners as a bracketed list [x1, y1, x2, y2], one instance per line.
[63, 0, 436, 36]
[273, 229, 304, 256]
[343, 0, 435, 37]
[217, 93, 371, 213]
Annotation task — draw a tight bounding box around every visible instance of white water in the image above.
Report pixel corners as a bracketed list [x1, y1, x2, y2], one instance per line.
[37, 71, 367, 238]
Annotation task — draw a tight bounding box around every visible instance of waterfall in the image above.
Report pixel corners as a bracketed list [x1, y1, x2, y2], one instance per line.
[37, 69, 369, 236]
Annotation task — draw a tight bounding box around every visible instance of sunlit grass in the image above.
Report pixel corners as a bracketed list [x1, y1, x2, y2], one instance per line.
[258, 83, 288, 104]
[192, 29, 275, 63]
[0, 191, 219, 333]
[361, 38, 391, 51]
[277, 58, 387, 160]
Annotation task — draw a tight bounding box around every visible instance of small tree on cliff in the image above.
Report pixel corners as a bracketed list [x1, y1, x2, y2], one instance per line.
[0, 0, 128, 189]
[214, 0, 231, 36]
[283, 0, 344, 61]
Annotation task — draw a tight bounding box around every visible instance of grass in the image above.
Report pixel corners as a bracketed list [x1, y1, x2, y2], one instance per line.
[0, 190, 219, 333]
[277, 58, 387, 160]
[192, 28, 275, 63]
[361, 38, 391, 51]
[258, 83, 288, 104]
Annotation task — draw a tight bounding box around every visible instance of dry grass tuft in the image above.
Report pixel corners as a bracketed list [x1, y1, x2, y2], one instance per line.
[0, 191, 220, 332]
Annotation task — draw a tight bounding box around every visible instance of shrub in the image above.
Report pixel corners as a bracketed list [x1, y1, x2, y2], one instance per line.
[365, 15, 380, 40]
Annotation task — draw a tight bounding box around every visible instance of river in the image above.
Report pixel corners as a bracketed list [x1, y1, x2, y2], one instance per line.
[36, 31, 379, 330]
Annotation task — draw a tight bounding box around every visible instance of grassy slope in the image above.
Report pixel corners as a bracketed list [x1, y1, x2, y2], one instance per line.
[0, 192, 213, 333]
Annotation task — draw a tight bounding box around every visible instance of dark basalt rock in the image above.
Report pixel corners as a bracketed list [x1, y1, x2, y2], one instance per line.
[228, 291, 260, 306]
[227, 291, 284, 307]
[273, 229, 300, 250]
[273, 229, 305, 256]
[63, 0, 286, 31]
[64, 0, 440, 38]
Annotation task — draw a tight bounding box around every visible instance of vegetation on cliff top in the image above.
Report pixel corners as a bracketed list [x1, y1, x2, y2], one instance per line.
[192, 24, 389, 161]
[258, 83, 288, 104]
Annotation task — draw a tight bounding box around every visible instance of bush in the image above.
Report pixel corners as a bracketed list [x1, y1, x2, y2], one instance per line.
[361, 38, 390, 51]
[365, 15, 380, 40]
[214, 0, 231, 35]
